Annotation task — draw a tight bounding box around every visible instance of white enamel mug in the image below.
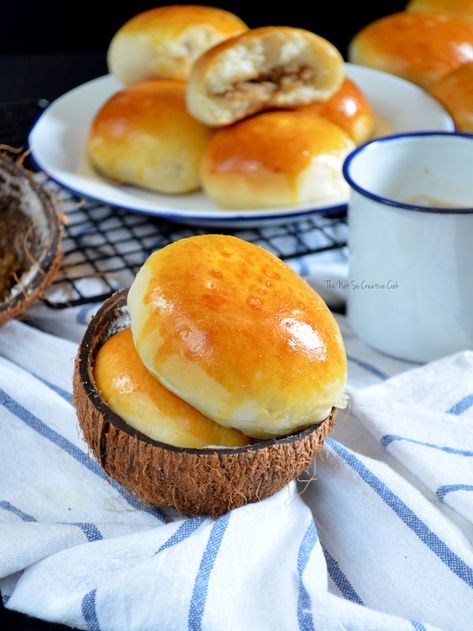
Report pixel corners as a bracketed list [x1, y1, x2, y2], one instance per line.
[343, 132, 473, 363]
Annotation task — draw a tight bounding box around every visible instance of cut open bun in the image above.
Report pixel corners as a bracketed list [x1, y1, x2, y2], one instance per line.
[187, 26, 344, 126]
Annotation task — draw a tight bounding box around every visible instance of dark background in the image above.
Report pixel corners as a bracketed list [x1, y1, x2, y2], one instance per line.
[1, 1, 405, 629]
[0, 0, 406, 102]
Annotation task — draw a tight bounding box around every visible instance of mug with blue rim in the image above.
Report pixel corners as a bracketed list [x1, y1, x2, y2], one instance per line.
[343, 131, 473, 363]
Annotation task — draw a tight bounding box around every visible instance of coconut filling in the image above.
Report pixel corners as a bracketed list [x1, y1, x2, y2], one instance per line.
[210, 63, 316, 113]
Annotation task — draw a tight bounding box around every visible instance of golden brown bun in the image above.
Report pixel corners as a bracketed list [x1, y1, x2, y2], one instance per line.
[349, 12, 473, 88]
[88, 80, 213, 194]
[107, 5, 248, 84]
[295, 78, 374, 145]
[429, 61, 473, 130]
[407, 0, 473, 22]
[128, 235, 347, 439]
[200, 110, 355, 210]
[94, 328, 250, 448]
[187, 26, 345, 126]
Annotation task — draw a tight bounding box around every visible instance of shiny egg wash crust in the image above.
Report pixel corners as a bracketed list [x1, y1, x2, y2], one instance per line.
[94, 328, 250, 448]
[121, 5, 247, 38]
[129, 235, 346, 438]
[205, 111, 350, 177]
[202, 111, 353, 208]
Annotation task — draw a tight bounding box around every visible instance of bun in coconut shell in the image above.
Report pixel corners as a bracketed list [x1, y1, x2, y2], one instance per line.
[349, 12, 473, 88]
[127, 235, 347, 439]
[88, 80, 213, 194]
[407, 0, 473, 22]
[200, 111, 355, 210]
[429, 61, 473, 131]
[295, 77, 374, 145]
[73, 289, 337, 516]
[186, 26, 345, 126]
[107, 5, 248, 85]
[94, 328, 250, 448]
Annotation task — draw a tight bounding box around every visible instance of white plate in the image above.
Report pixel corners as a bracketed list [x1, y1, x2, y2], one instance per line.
[29, 64, 454, 227]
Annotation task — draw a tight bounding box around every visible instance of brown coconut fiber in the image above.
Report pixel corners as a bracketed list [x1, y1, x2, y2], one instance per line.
[0, 153, 62, 325]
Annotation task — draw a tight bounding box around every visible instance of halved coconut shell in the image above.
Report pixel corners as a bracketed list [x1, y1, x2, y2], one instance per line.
[0, 154, 62, 325]
[73, 289, 336, 517]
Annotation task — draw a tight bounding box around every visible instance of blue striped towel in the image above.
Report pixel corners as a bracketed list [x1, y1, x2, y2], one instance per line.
[0, 317, 472, 631]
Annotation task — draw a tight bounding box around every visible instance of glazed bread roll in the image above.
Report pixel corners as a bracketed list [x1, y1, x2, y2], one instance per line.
[295, 77, 374, 144]
[429, 61, 473, 131]
[187, 26, 345, 126]
[128, 235, 347, 439]
[349, 12, 473, 88]
[108, 5, 248, 84]
[200, 111, 355, 209]
[407, 0, 473, 22]
[88, 80, 213, 194]
[94, 328, 250, 448]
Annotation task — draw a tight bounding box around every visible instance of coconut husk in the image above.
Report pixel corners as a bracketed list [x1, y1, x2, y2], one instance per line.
[73, 289, 336, 517]
[0, 152, 62, 325]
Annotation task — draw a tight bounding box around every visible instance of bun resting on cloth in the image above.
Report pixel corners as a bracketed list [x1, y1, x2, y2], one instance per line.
[127, 235, 347, 439]
[406, 0, 473, 22]
[349, 12, 473, 88]
[186, 26, 345, 126]
[107, 5, 248, 85]
[295, 77, 374, 145]
[200, 110, 355, 210]
[94, 328, 250, 448]
[429, 61, 473, 131]
[88, 80, 213, 194]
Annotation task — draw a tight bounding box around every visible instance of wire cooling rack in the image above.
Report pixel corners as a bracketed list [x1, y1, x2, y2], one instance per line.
[1, 98, 348, 309]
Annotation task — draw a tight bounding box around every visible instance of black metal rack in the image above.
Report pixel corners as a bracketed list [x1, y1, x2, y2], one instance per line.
[1, 98, 348, 309]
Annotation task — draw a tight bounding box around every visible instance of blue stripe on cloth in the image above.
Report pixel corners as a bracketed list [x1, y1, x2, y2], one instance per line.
[411, 620, 427, 631]
[79, 517, 205, 630]
[1, 500, 104, 542]
[188, 513, 231, 631]
[82, 588, 100, 631]
[2, 593, 10, 605]
[72, 523, 103, 542]
[437, 484, 473, 502]
[34, 375, 73, 404]
[381, 435, 473, 457]
[156, 518, 205, 554]
[0, 501, 37, 522]
[296, 521, 317, 631]
[322, 547, 364, 605]
[447, 393, 473, 416]
[346, 354, 389, 381]
[327, 438, 473, 589]
[0, 387, 165, 523]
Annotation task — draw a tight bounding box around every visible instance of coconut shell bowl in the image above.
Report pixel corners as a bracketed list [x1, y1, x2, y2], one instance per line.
[73, 289, 337, 517]
[0, 154, 62, 324]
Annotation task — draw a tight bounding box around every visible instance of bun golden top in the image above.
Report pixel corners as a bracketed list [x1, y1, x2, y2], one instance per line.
[128, 235, 347, 439]
[429, 61, 473, 131]
[295, 78, 374, 145]
[108, 5, 248, 84]
[200, 111, 354, 209]
[407, 0, 473, 22]
[186, 26, 344, 126]
[349, 12, 473, 88]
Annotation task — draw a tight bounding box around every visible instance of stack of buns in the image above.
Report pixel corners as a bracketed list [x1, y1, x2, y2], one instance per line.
[348, 2, 473, 130]
[88, 5, 375, 210]
[349, 11, 473, 89]
[93, 235, 347, 446]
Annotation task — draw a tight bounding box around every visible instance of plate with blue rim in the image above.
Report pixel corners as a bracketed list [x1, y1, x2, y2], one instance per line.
[29, 64, 454, 228]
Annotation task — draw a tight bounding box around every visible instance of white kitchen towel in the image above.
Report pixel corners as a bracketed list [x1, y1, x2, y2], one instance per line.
[0, 318, 472, 631]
